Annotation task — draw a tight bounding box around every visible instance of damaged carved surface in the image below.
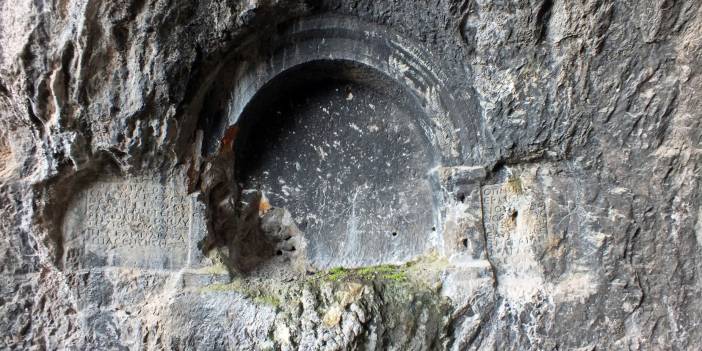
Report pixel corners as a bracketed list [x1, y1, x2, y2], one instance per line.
[0, 0, 701, 350]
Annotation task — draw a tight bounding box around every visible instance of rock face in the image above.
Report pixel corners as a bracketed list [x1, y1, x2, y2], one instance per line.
[0, 0, 701, 350]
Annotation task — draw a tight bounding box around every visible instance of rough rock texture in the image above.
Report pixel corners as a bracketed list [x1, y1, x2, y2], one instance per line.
[1, 0, 701, 350]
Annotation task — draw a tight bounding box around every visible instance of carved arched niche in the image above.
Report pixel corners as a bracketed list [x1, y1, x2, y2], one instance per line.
[212, 16, 477, 269]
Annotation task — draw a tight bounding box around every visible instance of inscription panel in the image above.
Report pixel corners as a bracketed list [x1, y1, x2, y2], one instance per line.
[63, 178, 193, 270]
[481, 181, 547, 273]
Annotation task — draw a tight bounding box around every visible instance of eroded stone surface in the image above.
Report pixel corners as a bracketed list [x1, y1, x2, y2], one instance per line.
[63, 177, 203, 270]
[236, 62, 437, 269]
[482, 180, 547, 275]
[0, 1, 701, 350]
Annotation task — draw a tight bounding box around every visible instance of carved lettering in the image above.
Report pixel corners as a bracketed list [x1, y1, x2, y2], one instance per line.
[481, 181, 547, 271]
[63, 177, 193, 269]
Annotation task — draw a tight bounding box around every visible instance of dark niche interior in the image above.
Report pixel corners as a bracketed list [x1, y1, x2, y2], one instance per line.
[235, 60, 438, 269]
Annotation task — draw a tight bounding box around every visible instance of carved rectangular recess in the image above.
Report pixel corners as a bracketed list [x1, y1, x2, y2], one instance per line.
[62, 177, 197, 270]
[481, 181, 547, 270]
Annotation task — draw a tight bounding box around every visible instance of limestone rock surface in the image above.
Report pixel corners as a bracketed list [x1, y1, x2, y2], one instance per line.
[1, 0, 701, 350]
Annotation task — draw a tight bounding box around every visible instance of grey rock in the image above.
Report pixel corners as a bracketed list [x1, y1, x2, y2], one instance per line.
[0, 0, 701, 350]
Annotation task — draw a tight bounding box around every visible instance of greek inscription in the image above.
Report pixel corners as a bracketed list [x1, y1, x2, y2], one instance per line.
[481, 181, 547, 266]
[63, 177, 193, 269]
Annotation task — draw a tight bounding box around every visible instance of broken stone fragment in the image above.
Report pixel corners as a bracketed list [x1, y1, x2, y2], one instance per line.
[229, 189, 309, 276]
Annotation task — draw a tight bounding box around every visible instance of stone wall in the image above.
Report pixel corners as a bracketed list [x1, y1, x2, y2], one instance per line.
[0, 0, 701, 350]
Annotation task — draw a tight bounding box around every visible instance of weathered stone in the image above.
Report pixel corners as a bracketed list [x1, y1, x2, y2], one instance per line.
[1, 0, 701, 350]
[62, 176, 203, 270]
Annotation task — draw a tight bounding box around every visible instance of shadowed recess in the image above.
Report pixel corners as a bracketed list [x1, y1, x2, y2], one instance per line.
[235, 60, 438, 269]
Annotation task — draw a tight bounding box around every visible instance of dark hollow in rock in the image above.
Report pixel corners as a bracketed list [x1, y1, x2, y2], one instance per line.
[235, 60, 437, 269]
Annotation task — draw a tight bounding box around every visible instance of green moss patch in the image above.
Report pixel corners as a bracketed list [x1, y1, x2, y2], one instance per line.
[319, 263, 407, 283]
[199, 280, 282, 308]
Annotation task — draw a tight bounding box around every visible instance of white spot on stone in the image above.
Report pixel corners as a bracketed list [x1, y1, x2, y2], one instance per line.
[553, 272, 597, 303]
[313, 145, 328, 160]
[349, 123, 363, 134]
